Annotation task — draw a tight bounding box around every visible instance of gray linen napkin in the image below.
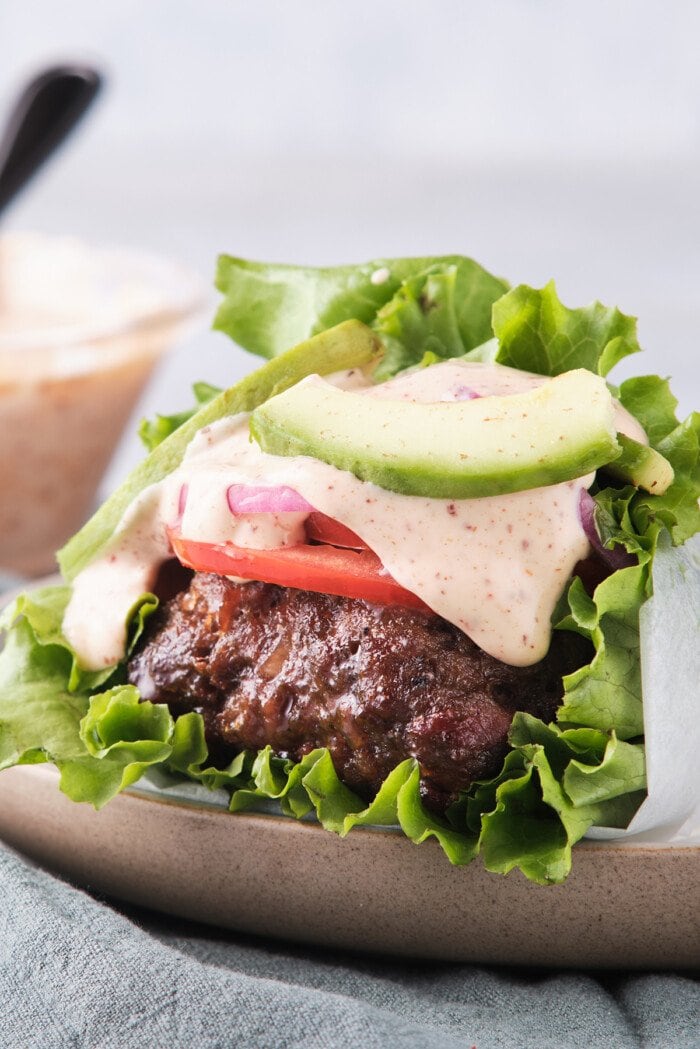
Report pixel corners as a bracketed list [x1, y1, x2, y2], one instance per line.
[0, 841, 697, 1049]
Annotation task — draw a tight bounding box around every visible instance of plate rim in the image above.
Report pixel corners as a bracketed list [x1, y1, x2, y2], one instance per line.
[2, 761, 699, 968]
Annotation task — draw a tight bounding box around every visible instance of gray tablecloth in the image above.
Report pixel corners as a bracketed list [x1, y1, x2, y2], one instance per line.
[0, 841, 697, 1049]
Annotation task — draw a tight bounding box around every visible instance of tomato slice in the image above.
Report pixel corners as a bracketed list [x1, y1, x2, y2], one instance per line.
[169, 529, 429, 611]
[305, 512, 366, 550]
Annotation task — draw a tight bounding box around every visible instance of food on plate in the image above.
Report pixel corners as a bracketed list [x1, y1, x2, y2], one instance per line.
[1, 254, 698, 885]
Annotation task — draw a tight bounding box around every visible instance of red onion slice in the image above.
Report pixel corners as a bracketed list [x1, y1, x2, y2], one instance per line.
[578, 490, 636, 570]
[453, 385, 481, 400]
[227, 484, 314, 515]
[170, 483, 188, 528]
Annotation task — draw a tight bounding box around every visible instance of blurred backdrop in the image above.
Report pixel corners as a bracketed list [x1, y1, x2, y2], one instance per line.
[2, 1, 699, 492]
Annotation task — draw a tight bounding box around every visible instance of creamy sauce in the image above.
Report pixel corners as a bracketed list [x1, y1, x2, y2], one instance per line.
[364, 361, 649, 445]
[63, 361, 647, 671]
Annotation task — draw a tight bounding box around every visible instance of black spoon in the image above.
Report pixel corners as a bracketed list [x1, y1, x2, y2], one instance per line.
[0, 64, 102, 216]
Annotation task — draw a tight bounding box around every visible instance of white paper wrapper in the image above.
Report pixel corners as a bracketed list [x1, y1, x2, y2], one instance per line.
[586, 531, 700, 844]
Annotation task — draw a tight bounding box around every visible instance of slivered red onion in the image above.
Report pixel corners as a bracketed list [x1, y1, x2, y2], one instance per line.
[453, 385, 481, 400]
[578, 490, 635, 570]
[227, 484, 314, 515]
[170, 484, 188, 527]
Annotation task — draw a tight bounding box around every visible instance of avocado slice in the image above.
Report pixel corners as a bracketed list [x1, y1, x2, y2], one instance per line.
[250, 367, 624, 499]
[604, 433, 674, 494]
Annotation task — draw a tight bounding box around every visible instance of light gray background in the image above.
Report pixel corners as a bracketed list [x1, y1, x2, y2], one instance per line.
[2, 1, 699, 490]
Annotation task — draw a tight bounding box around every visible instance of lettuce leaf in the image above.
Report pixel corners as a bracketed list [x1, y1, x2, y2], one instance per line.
[555, 568, 647, 740]
[0, 613, 87, 772]
[615, 376, 700, 544]
[214, 255, 508, 362]
[0, 585, 156, 694]
[139, 382, 222, 452]
[370, 261, 509, 379]
[491, 280, 641, 377]
[0, 594, 201, 807]
[228, 747, 477, 865]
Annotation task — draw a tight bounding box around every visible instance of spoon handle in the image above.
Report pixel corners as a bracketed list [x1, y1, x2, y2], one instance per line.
[0, 64, 102, 216]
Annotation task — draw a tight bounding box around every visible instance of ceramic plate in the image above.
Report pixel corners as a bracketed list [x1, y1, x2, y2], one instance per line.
[0, 763, 698, 969]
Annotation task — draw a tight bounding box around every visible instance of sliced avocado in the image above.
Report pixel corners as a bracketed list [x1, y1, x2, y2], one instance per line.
[59, 320, 382, 580]
[250, 368, 622, 499]
[604, 433, 674, 494]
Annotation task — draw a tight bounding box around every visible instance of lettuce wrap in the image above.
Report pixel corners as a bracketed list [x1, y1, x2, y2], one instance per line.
[1, 254, 698, 885]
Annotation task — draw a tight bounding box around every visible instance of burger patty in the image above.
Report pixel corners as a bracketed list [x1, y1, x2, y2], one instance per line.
[128, 572, 590, 812]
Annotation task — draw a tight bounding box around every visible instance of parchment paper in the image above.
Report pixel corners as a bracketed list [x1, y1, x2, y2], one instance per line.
[586, 531, 700, 843]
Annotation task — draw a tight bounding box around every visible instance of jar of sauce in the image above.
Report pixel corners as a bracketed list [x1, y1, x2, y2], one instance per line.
[0, 233, 206, 576]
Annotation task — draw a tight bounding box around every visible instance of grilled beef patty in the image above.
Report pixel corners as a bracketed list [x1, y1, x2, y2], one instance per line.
[128, 572, 590, 812]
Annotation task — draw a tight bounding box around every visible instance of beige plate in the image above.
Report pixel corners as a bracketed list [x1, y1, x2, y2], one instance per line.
[0, 764, 698, 969]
